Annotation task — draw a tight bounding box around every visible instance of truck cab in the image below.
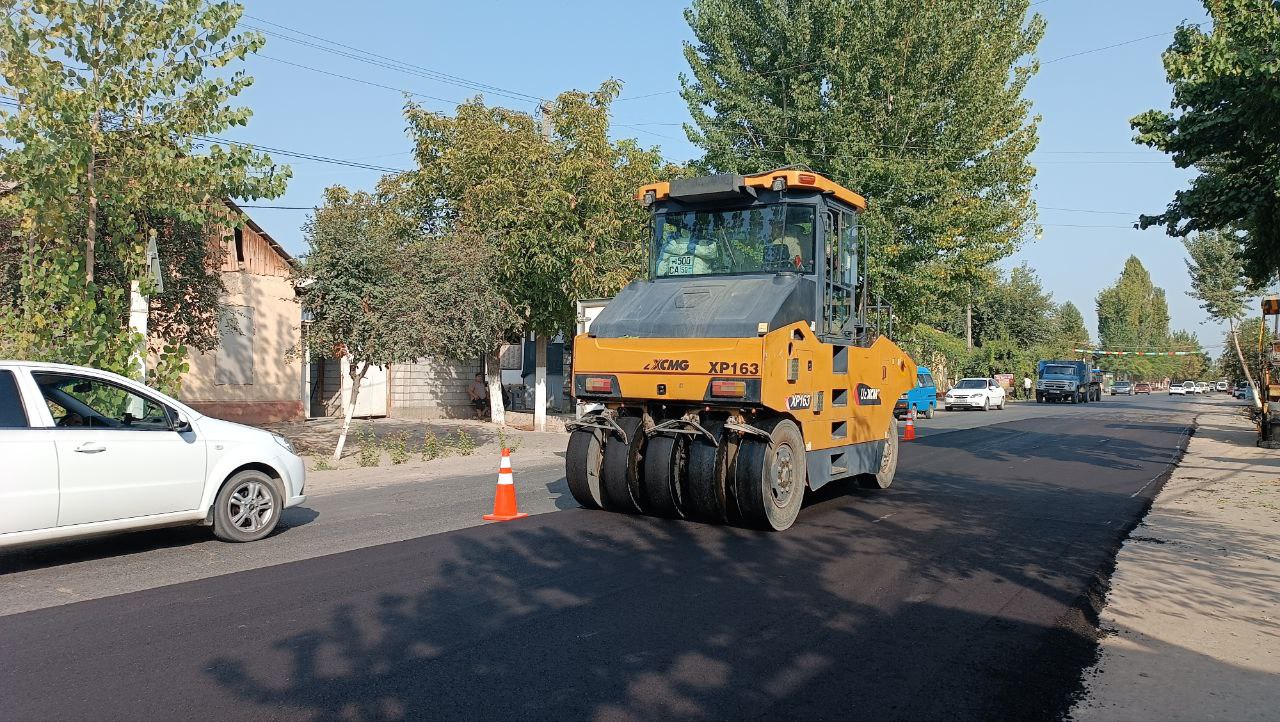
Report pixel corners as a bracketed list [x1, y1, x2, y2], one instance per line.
[1036, 359, 1094, 404]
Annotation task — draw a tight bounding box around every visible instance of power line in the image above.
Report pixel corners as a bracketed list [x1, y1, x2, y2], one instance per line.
[257, 54, 462, 108]
[241, 17, 543, 105]
[1041, 23, 1203, 65]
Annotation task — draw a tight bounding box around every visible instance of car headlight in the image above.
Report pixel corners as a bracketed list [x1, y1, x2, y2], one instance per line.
[272, 433, 297, 455]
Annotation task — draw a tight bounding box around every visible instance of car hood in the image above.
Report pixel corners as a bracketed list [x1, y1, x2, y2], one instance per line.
[194, 414, 278, 443]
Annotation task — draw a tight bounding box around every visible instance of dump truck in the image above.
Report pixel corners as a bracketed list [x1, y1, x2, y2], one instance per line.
[1035, 359, 1099, 403]
[565, 169, 916, 531]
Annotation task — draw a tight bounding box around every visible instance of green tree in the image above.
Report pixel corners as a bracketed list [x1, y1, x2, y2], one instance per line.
[680, 0, 1044, 329]
[1218, 317, 1271, 388]
[1183, 229, 1261, 403]
[0, 0, 287, 384]
[303, 184, 516, 461]
[1096, 256, 1171, 376]
[1131, 1, 1280, 284]
[970, 263, 1055, 348]
[1052, 301, 1091, 353]
[403, 82, 680, 427]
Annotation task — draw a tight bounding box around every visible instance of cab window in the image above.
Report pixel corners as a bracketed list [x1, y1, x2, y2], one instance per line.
[33, 373, 173, 430]
[917, 372, 933, 388]
[0, 370, 28, 428]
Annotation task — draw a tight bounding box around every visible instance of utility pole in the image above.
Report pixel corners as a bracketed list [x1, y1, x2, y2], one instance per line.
[532, 101, 554, 433]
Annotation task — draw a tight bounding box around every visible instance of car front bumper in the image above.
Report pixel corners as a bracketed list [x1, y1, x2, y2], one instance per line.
[945, 396, 988, 408]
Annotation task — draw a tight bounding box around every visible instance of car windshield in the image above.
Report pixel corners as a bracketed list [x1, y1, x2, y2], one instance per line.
[955, 379, 987, 389]
[1042, 365, 1076, 376]
[652, 204, 816, 278]
[1183, 381, 1195, 388]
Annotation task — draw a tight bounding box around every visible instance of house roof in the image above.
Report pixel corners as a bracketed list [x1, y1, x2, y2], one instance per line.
[223, 198, 298, 269]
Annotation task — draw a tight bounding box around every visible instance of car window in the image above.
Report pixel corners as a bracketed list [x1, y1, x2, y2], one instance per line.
[32, 373, 172, 430]
[917, 372, 932, 387]
[0, 370, 29, 428]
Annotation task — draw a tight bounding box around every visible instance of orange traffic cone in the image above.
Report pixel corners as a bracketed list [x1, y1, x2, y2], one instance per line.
[483, 448, 528, 522]
[903, 409, 917, 441]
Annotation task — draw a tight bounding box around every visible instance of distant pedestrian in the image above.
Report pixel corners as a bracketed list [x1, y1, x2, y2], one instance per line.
[1023, 375, 1032, 400]
[468, 373, 489, 419]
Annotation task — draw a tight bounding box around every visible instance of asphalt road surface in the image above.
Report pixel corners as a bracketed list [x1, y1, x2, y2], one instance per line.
[0, 393, 1231, 720]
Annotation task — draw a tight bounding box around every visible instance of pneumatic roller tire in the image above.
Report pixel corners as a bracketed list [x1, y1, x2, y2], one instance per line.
[566, 428, 605, 510]
[734, 418, 806, 531]
[643, 434, 688, 518]
[601, 415, 646, 514]
[686, 420, 731, 523]
[857, 418, 899, 490]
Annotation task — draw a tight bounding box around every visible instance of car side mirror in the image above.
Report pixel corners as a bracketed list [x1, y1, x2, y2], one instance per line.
[172, 412, 192, 433]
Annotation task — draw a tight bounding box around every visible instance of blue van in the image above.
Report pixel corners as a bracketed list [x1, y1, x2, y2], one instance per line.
[895, 366, 938, 419]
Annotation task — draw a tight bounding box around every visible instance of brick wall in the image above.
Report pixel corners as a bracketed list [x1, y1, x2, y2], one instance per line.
[390, 356, 482, 419]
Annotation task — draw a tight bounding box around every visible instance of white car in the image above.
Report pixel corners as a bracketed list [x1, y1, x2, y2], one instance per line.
[1168, 383, 1187, 396]
[944, 377, 1006, 411]
[1195, 381, 1209, 394]
[0, 361, 306, 549]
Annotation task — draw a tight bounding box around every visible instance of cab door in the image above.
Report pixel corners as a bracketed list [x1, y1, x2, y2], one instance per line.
[0, 369, 59, 534]
[32, 371, 207, 526]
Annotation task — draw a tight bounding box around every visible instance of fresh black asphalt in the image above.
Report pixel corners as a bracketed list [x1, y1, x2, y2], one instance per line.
[0, 406, 1195, 721]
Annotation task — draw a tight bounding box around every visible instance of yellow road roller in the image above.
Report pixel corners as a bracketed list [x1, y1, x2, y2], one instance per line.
[566, 169, 916, 530]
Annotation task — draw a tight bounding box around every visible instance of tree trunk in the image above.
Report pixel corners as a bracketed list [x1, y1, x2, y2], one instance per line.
[534, 335, 547, 432]
[486, 346, 506, 426]
[332, 360, 369, 463]
[1229, 319, 1261, 409]
[965, 304, 973, 351]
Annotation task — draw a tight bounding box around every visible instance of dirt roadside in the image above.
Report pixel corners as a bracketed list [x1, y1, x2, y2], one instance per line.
[1071, 408, 1280, 721]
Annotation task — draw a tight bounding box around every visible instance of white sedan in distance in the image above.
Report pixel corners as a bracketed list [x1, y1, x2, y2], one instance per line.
[0, 361, 307, 549]
[1169, 381, 1190, 396]
[944, 377, 1006, 411]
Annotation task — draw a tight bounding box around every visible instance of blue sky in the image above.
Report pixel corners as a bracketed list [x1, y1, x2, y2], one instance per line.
[226, 0, 1221, 350]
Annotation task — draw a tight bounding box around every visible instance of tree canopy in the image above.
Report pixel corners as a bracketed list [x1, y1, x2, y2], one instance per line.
[681, 0, 1044, 330]
[1131, 0, 1280, 284]
[403, 81, 681, 339]
[0, 0, 286, 386]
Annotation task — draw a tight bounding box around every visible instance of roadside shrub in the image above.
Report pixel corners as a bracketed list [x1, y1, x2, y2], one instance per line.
[497, 426, 521, 454]
[388, 431, 410, 465]
[421, 431, 443, 461]
[356, 426, 381, 467]
[313, 458, 333, 471]
[452, 429, 476, 456]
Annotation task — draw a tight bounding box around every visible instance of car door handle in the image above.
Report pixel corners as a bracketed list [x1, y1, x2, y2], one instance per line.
[74, 443, 106, 454]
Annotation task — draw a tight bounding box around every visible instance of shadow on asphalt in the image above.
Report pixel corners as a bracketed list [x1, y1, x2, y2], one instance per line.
[168, 417, 1193, 722]
[0, 506, 320, 575]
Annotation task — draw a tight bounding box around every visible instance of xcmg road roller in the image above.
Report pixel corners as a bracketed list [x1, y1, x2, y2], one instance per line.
[565, 169, 916, 531]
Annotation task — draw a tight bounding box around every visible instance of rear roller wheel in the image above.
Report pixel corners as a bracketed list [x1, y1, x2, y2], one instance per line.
[857, 418, 899, 490]
[735, 418, 806, 531]
[643, 434, 688, 518]
[602, 415, 646, 513]
[686, 420, 731, 523]
[566, 428, 605, 509]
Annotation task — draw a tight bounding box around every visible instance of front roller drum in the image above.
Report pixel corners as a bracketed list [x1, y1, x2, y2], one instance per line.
[566, 427, 605, 509]
[735, 418, 806, 531]
[601, 415, 646, 513]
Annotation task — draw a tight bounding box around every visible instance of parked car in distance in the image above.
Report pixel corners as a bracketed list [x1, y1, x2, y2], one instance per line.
[1234, 384, 1251, 400]
[0, 361, 307, 549]
[1134, 382, 1152, 394]
[1195, 381, 1210, 394]
[1216, 380, 1229, 392]
[895, 365, 938, 419]
[944, 377, 1006, 411]
[1169, 382, 1188, 396]
[1111, 381, 1134, 396]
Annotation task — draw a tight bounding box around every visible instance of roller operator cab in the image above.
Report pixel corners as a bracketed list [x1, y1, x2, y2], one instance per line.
[566, 170, 917, 531]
